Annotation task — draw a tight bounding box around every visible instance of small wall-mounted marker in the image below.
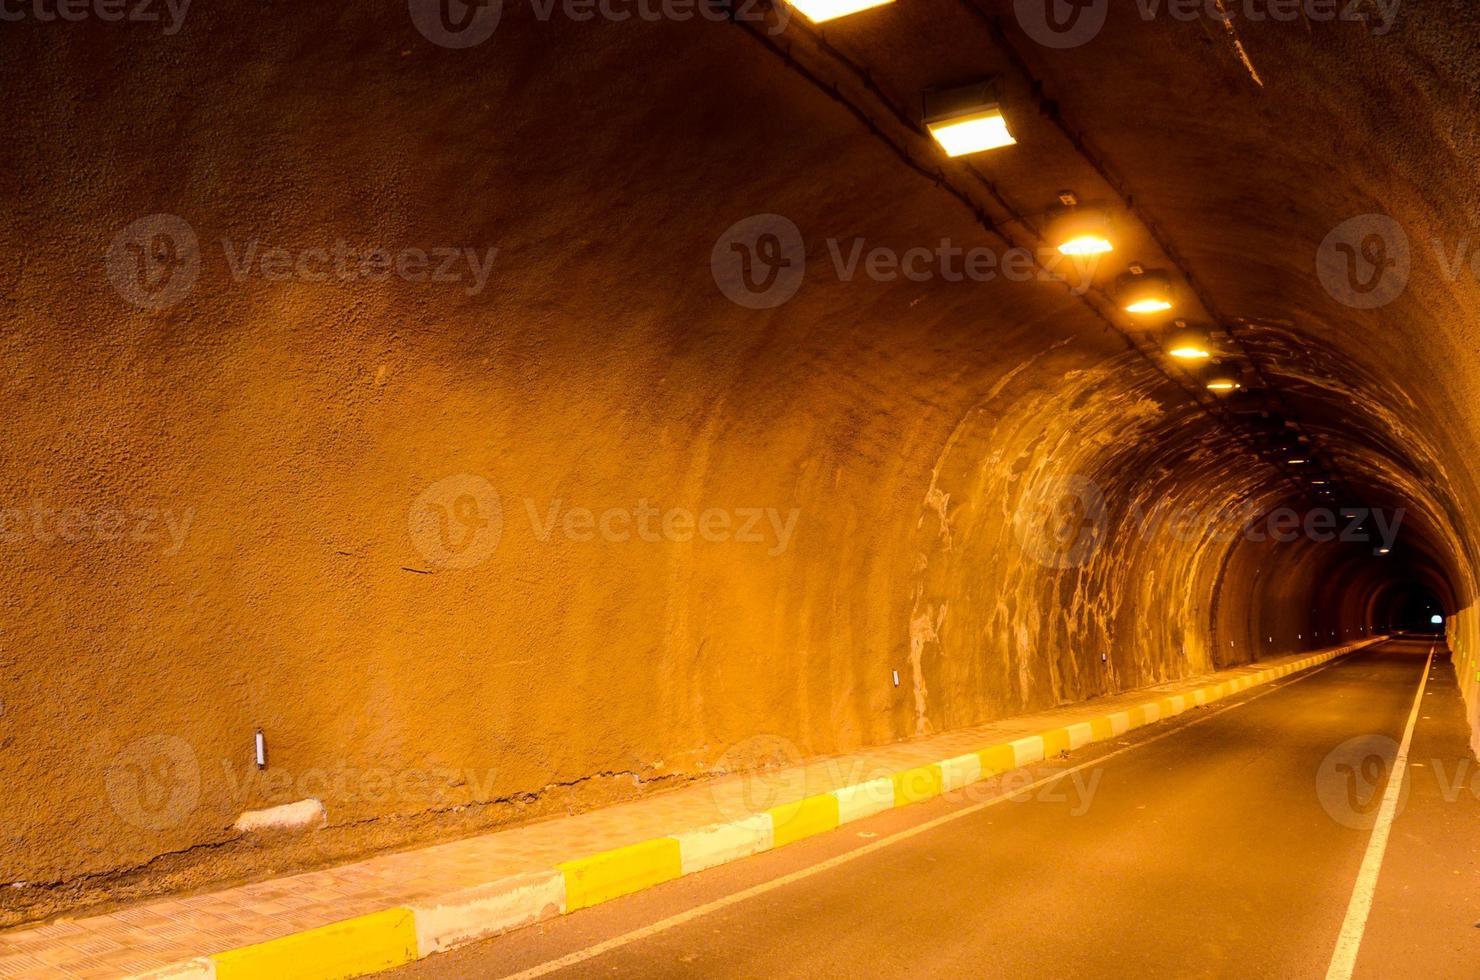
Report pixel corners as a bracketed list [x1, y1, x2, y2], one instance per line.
[254, 729, 267, 770]
[891, 669, 900, 687]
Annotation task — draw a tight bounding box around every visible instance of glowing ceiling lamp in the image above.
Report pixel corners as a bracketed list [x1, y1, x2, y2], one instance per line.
[1287, 457, 1310, 465]
[924, 81, 1016, 157]
[1205, 374, 1241, 393]
[1118, 268, 1175, 316]
[1047, 201, 1114, 257]
[786, 0, 893, 23]
[1166, 326, 1212, 360]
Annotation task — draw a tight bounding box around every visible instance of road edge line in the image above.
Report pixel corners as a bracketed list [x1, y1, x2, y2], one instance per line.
[1323, 643, 1434, 980]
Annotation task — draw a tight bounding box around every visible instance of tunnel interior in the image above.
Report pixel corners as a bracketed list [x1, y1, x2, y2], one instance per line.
[1, 0, 1479, 921]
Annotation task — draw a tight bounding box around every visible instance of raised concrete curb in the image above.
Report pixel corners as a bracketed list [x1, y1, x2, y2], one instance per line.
[132, 640, 1380, 980]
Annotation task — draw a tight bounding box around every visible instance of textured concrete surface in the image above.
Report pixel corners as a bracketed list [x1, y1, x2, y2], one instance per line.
[0, 0, 1478, 924]
[388, 640, 1480, 979]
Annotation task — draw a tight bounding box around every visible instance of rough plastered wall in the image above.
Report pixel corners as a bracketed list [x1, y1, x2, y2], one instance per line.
[1450, 610, 1480, 757]
[2, 1, 1480, 921]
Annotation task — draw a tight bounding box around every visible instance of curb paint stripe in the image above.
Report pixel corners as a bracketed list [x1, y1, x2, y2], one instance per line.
[833, 776, 896, 823]
[674, 815, 775, 876]
[128, 640, 1379, 980]
[977, 742, 1017, 776]
[210, 908, 418, 980]
[559, 838, 683, 912]
[892, 763, 945, 805]
[1009, 735, 1045, 767]
[769, 792, 840, 846]
[937, 753, 983, 793]
[411, 871, 566, 957]
[1040, 728, 1072, 759]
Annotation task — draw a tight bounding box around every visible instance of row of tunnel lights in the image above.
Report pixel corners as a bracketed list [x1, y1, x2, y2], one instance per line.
[786, 0, 1350, 513]
[1049, 209, 1368, 537]
[787, 0, 1229, 390]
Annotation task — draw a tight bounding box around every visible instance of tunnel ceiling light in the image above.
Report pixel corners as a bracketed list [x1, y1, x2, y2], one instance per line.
[1287, 457, 1310, 465]
[1118, 269, 1175, 316]
[1205, 373, 1241, 392]
[1166, 326, 1212, 360]
[1047, 205, 1114, 257]
[924, 82, 1016, 157]
[786, 0, 893, 23]
[1312, 479, 1329, 485]
[1378, 547, 1392, 555]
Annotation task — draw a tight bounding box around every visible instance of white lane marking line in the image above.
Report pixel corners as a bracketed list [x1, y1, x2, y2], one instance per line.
[495, 654, 1361, 980]
[1324, 645, 1433, 980]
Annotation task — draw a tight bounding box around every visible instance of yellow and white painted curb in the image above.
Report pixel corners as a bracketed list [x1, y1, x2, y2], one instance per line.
[134, 640, 1379, 980]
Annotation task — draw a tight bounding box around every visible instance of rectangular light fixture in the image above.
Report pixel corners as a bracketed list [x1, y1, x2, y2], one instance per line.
[924, 80, 1016, 157]
[786, 0, 893, 24]
[926, 107, 1015, 157]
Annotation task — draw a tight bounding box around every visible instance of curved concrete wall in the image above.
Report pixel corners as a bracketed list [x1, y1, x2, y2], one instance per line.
[2, 2, 1478, 917]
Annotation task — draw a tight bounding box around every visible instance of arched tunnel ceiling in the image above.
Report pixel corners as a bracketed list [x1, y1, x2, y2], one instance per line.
[729, 0, 1480, 601]
[4, 0, 1480, 905]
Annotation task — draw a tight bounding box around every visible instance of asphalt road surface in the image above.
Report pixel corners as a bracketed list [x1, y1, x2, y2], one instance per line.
[389, 638, 1480, 979]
